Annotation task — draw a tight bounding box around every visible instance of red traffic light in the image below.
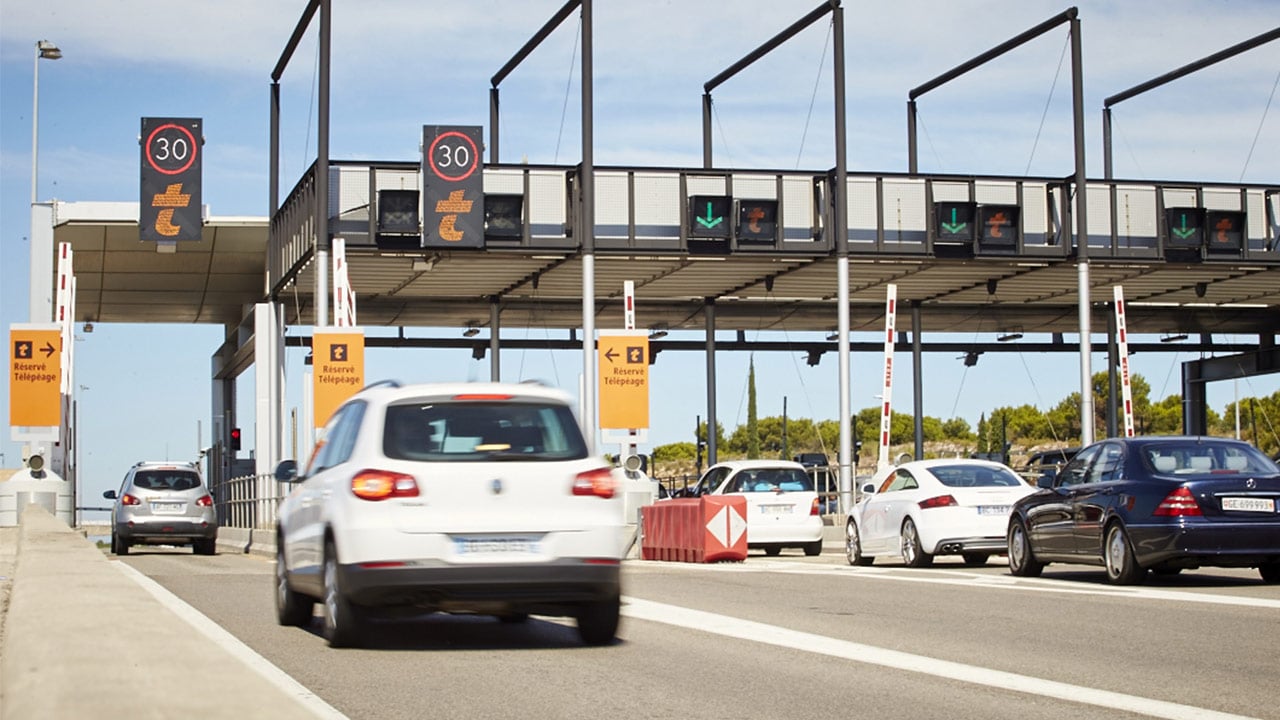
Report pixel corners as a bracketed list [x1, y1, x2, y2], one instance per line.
[230, 428, 242, 451]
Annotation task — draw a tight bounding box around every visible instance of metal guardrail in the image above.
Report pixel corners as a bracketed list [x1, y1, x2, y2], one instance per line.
[211, 473, 288, 531]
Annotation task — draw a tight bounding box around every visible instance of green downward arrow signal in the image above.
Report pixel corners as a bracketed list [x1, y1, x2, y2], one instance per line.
[695, 202, 724, 229]
[1172, 214, 1196, 240]
[941, 207, 967, 234]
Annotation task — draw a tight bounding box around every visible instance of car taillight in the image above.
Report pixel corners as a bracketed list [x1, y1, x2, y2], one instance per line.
[572, 467, 616, 499]
[1153, 486, 1202, 516]
[918, 495, 957, 509]
[351, 469, 420, 501]
[196, 494, 214, 507]
[121, 494, 141, 506]
[810, 497, 820, 516]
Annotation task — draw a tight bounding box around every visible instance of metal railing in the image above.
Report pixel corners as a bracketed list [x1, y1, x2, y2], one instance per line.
[212, 472, 288, 531]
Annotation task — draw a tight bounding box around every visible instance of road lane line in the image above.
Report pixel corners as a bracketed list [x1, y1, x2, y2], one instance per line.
[622, 596, 1260, 720]
[114, 562, 347, 720]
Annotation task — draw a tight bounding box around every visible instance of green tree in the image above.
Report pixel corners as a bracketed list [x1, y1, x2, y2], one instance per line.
[941, 416, 974, 440]
[746, 358, 760, 459]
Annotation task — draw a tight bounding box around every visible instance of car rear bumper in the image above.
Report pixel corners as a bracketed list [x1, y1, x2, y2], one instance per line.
[1129, 521, 1280, 568]
[116, 517, 217, 542]
[932, 536, 1007, 555]
[746, 516, 823, 546]
[337, 559, 621, 613]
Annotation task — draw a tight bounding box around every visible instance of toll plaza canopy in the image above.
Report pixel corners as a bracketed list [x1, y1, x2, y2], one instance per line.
[52, 164, 1279, 338]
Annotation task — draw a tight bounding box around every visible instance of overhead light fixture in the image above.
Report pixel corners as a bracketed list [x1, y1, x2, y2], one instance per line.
[463, 323, 480, 338]
[1161, 333, 1188, 343]
[806, 349, 823, 367]
[826, 329, 840, 341]
[82, 322, 94, 333]
[648, 323, 668, 340]
[961, 351, 982, 367]
[996, 331, 1023, 342]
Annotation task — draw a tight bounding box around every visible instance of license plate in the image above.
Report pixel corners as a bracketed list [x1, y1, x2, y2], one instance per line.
[978, 505, 1011, 516]
[1221, 497, 1275, 513]
[453, 537, 539, 555]
[760, 504, 791, 515]
[150, 502, 183, 512]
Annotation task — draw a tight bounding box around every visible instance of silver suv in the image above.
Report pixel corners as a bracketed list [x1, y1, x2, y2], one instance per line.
[104, 461, 218, 555]
[273, 381, 628, 648]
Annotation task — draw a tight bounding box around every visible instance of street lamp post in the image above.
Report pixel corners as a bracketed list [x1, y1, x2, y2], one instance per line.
[32, 39, 62, 205]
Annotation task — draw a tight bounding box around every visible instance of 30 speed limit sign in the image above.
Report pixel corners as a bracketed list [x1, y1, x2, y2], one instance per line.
[422, 125, 483, 248]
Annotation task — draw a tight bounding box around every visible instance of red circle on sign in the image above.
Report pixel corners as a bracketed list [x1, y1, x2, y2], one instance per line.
[427, 131, 479, 182]
[145, 123, 198, 176]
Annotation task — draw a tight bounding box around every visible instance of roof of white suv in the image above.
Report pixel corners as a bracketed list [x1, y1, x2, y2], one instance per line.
[353, 380, 574, 405]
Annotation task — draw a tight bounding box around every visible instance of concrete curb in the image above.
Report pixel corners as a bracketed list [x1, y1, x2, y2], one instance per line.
[0, 506, 318, 719]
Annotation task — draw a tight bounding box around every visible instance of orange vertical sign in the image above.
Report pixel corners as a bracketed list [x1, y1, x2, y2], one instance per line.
[9, 325, 63, 429]
[312, 329, 365, 428]
[598, 331, 649, 430]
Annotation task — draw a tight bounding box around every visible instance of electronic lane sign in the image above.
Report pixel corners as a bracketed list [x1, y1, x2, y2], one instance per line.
[689, 195, 732, 239]
[1205, 210, 1246, 253]
[934, 201, 977, 245]
[737, 200, 778, 243]
[140, 117, 202, 242]
[1164, 207, 1205, 249]
[423, 126, 484, 249]
[976, 204, 1020, 252]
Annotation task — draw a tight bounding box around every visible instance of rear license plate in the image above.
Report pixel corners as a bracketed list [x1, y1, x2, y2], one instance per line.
[978, 505, 1011, 516]
[453, 537, 539, 555]
[1221, 497, 1275, 513]
[760, 504, 791, 515]
[150, 502, 183, 512]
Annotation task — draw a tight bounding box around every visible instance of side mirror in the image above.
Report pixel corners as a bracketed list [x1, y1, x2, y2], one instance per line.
[103, 490, 117, 500]
[860, 482, 876, 496]
[274, 459, 299, 483]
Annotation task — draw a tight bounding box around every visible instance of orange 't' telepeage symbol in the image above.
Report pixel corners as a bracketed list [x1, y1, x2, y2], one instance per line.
[1214, 217, 1233, 243]
[152, 183, 191, 237]
[987, 211, 1008, 238]
[435, 189, 473, 242]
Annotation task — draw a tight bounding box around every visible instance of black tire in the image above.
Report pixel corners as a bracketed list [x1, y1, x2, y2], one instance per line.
[498, 612, 530, 624]
[764, 545, 782, 557]
[116, 536, 130, 556]
[1259, 563, 1280, 584]
[846, 520, 874, 566]
[803, 539, 823, 557]
[109, 531, 118, 555]
[962, 553, 990, 567]
[275, 542, 314, 627]
[322, 541, 365, 647]
[194, 538, 216, 556]
[577, 594, 620, 646]
[901, 518, 933, 568]
[1007, 519, 1043, 577]
[1104, 523, 1147, 585]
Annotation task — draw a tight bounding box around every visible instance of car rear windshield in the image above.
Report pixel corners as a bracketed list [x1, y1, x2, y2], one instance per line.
[930, 464, 1025, 487]
[132, 470, 202, 491]
[1142, 442, 1277, 475]
[382, 400, 589, 461]
[730, 468, 815, 493]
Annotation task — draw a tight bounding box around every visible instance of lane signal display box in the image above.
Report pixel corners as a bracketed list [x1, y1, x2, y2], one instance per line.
[935, 201, 976, 246]
[736, 200, 778, 243]
[976, 204, 1020, 253]
[688, 195, 732, 239]
[1164, 207, 1205, 249]
[1205, 210, 1245, 254]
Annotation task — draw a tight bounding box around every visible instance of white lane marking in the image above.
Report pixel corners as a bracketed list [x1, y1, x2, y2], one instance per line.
[621, 597, 1259, 720]
[114, 562, 347, 720]
[630, 560, 1280, 609]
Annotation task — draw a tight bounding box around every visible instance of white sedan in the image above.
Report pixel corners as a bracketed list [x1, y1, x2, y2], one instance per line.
[846, 458, 1035, 567]
[691, 459, 824, 556]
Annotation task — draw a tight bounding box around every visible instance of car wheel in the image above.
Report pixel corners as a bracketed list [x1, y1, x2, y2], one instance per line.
[961, 553, 990, 567]
[322, 540, 365, 647]
[194, 538, 216, 555]
[803, 538, 823, 557]
[1259, 563, 1280, 584]
[276, 542, 314, 627]
[764, 545, 782, 557]
[116, 536, 130, 556]
[109, 531, 118, 555]
[901, 518, 932, 568]
[1104, 523, 1147, 585]
[1007, 519, 1043, 577]
[576, 593, 620, 646]
[846, 520, 874, 566]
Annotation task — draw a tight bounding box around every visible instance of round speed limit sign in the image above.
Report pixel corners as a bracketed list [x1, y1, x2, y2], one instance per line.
[145, 122, 199, 176]
[427, 130, 480, 183]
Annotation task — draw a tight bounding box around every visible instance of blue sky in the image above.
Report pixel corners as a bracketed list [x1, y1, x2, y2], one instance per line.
[2, 1, 1277, 515]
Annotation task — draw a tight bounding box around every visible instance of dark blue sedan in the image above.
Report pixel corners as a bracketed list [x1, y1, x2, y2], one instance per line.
[1007, 436, 1280, 584]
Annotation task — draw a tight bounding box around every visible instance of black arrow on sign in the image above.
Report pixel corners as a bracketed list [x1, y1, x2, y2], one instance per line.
[41, 342, 56, 358]
[603, 347, 619, 363]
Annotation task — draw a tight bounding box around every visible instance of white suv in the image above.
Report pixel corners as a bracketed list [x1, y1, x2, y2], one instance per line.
[273, 381, 627, 647]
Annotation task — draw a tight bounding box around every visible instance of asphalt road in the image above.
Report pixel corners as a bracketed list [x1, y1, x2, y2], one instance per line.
[117, 547, 1280, 720]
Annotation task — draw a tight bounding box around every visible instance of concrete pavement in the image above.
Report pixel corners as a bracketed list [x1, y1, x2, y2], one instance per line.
[0, 505, 326, 719]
